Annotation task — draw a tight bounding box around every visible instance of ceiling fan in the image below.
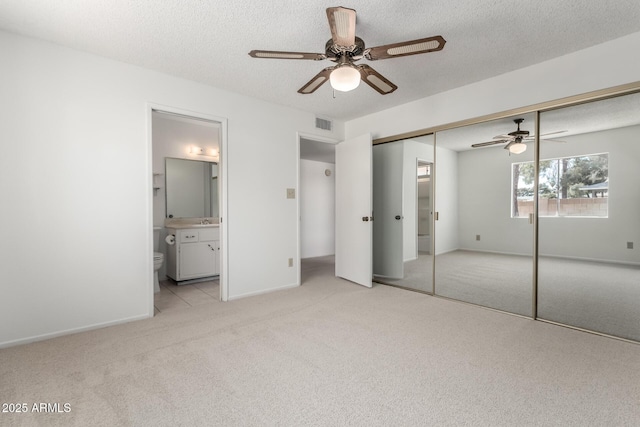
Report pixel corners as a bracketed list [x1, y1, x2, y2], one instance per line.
[248, 6, 446, 95]
[471, 118, 566, 154]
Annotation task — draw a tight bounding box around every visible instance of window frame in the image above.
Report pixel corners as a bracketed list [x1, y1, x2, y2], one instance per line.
[511, 152, 609, 219]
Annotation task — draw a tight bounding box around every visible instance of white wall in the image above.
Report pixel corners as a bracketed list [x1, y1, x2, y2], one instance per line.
[453, 125, 639, 264]
[0, 31, 343, 347]
[457, 136, 536, 256]
[434, 146, 460, 255]
[346, 32, 640, 141]
[300, 159, 335, 258]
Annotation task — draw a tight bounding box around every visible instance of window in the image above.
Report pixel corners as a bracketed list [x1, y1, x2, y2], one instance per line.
[512, 153, 608, 218]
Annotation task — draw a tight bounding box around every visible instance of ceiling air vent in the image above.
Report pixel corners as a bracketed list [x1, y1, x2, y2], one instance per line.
[315, 117, 332, 131]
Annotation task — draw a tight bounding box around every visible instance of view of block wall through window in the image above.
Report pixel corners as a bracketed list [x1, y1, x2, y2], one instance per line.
[512, 153, 608, 217]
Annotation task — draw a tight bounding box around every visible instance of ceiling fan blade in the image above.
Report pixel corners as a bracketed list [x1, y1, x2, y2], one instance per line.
[249, 50, 326, 60]
[540, 130, 568, 138]
[326, 6, 356, 47]
[542, 138, 567, 143]
[365, 35, 446, 60]
[493, 134, 512, 139]
[297, 67, 334, 94]
[471, 139, 509, 148]
[357, 65, 398, 95]
[526, 130, 567, 139]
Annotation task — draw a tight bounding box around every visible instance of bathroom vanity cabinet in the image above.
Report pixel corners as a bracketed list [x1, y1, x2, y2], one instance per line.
[166, 226, 220, 282]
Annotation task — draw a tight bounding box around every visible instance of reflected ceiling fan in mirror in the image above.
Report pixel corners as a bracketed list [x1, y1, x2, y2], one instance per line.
[471, 118, 566, 154]
[248, 6, 446, 95]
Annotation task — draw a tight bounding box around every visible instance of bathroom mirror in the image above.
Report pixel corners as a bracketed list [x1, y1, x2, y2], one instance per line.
[165, 157, 219, 219]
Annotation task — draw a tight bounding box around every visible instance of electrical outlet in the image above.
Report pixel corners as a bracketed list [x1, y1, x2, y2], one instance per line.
[627, 242, 634, 249]
[288, 258, 293, 267]
[476, 235, 481, 241]
[286, 188, 295, 199]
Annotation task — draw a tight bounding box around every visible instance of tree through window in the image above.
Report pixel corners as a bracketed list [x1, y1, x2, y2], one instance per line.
[512, 153, 608, 218]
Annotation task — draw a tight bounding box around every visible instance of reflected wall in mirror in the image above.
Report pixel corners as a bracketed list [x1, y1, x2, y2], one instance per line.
[165, 157, 219, 219]
[372, 135, 434, 293]
[537, 92, 640, 341]
[434, 113, 536, 316]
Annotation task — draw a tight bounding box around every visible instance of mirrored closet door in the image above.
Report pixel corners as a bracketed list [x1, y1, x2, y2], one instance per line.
[433, 114, 536, 317]
[371, 86, 640, 342]
[537, 92, 640, 341]
[372, 135, 435, 293]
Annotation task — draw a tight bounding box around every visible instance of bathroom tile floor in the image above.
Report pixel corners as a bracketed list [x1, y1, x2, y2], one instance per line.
[154, 279, 220, 314]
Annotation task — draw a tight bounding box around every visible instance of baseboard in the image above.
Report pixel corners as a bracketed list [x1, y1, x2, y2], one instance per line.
[228, 282, 299, 301]
[167, 275, 219, 286]
[433, 248, 459, 256]
[457, 247, 640, 266]
[373, 273, 403, 280]
[537, 253, 640, 267]
[0, 313, 151, 349]
[457, 247, 531, 257]
[301, 253, 335, 260]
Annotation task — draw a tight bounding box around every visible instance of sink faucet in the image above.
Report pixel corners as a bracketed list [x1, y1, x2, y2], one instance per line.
[200, 218, 210, 225]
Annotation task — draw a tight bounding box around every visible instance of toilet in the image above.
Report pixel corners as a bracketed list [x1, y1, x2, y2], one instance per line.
[153, 227, 164, 293]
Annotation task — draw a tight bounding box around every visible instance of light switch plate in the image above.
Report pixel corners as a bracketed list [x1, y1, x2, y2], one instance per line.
[287, 188, 295, 199]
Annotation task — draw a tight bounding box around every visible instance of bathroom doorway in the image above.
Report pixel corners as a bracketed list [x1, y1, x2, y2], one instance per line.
[298, 134, 338, 285]
[149, 105, 228, 314]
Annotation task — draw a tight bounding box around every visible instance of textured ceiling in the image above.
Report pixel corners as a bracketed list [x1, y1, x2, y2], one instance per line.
[1, 1, 640, 121]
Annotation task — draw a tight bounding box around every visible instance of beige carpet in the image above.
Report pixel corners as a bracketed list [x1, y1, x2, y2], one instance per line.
[379, 251, 434, 293]
[1, 257, 639, 426]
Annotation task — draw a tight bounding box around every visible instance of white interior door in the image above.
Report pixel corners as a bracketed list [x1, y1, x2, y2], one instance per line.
[372, 142, 404, 279]
[335, 133, 372, 287]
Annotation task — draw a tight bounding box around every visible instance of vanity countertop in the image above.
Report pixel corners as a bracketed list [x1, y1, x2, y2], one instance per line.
[166, 224, 219, 230]
[165, 217, 219, 229]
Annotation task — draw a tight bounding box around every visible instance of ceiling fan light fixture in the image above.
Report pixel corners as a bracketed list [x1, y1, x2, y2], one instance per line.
[509, 142, 527, 154]
[330, 65, 361, 92]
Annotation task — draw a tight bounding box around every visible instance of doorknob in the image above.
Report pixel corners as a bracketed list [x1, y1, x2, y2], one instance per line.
[395, 215, 402, 220]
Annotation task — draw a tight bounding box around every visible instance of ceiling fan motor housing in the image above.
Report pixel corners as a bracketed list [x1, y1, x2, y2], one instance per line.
[509, 118, 529, 137]
[325, 37, 365, 62]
